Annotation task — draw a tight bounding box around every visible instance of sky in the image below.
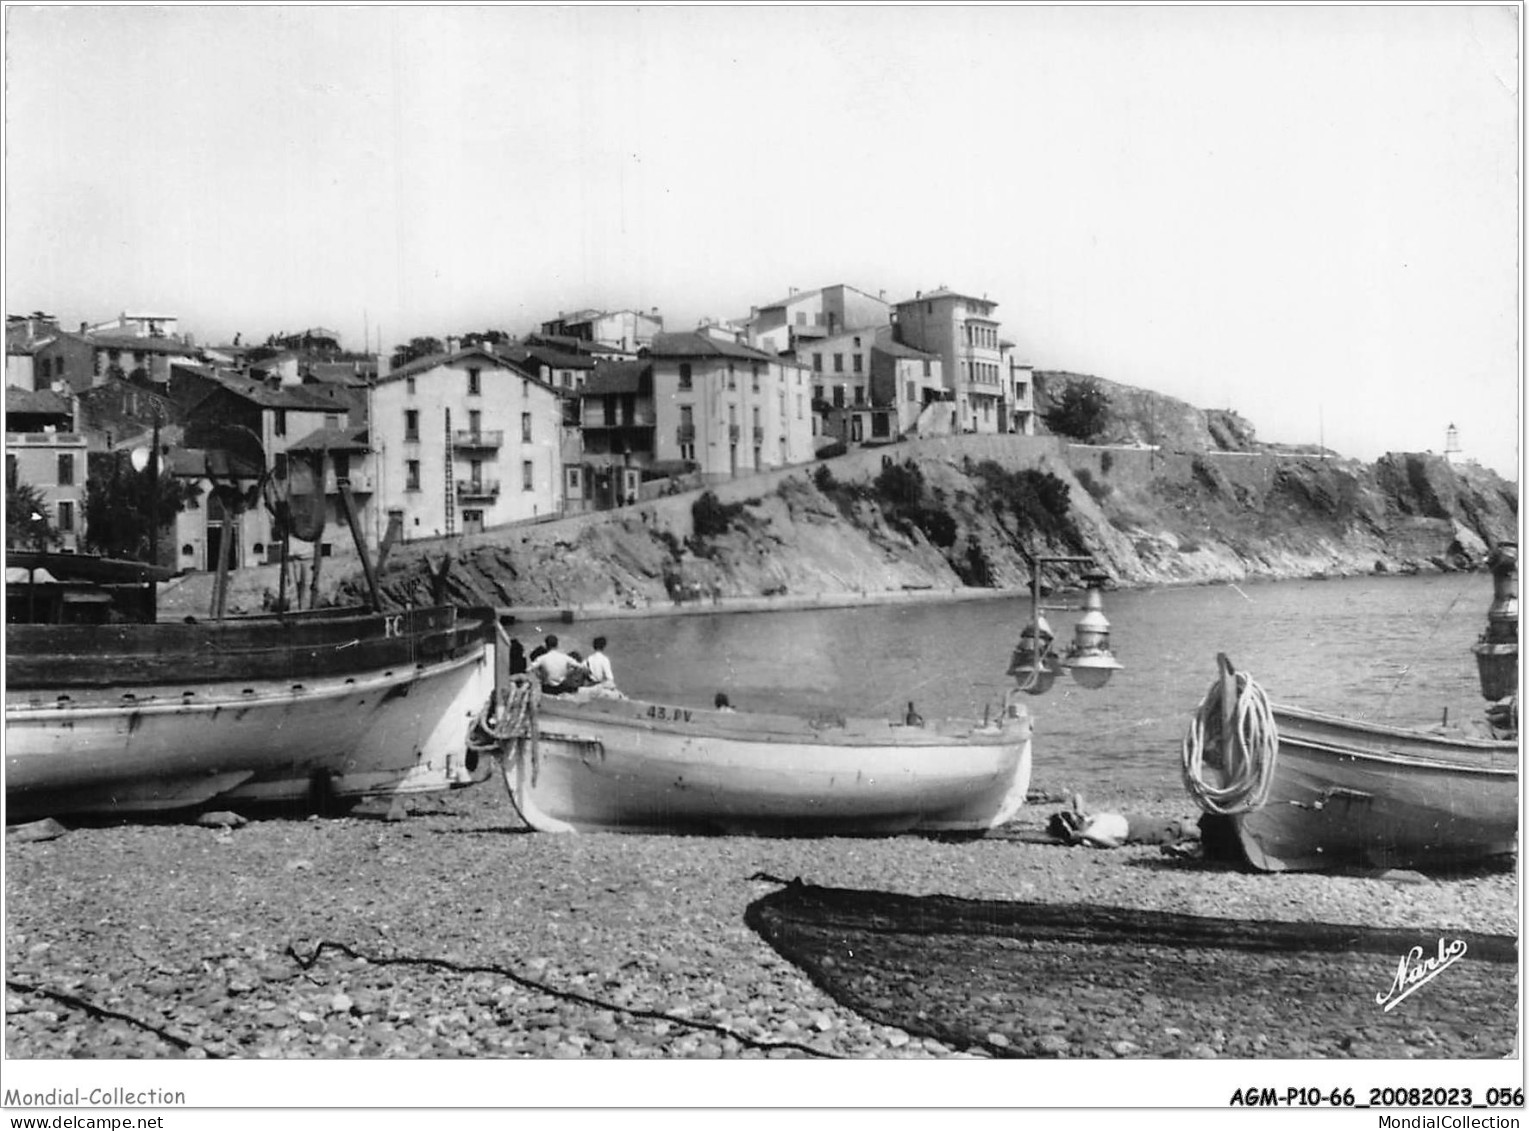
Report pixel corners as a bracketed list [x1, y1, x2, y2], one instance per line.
[4, 5, 1522, 477]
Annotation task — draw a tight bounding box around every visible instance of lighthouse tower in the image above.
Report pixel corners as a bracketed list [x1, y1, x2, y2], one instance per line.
[1444, 423, 1461, 464]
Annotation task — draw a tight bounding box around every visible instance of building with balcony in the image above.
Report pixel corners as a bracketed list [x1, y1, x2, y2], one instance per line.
[744, 284, 891, 355]
[892, 288, 1016, 434]
[371, 345, 564, 539]
[571, 360, 655, 511]
[645, 332, 813, 481]
[1001, 342, 1036, 435]
[5, 386, 85, 552]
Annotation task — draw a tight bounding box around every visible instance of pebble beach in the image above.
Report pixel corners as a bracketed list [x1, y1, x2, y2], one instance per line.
[4, 776, 1518, 1064]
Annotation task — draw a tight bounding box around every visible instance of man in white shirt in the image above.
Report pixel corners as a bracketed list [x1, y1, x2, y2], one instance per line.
[527, 635, 581, 694]
[584, 636, 615, 689]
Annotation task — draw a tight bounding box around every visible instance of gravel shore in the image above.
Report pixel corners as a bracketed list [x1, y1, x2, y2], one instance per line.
[5, 774, 1517, 1063]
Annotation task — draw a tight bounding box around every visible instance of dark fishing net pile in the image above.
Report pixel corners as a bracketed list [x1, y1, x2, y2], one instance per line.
[745, 882, 1518, 1058]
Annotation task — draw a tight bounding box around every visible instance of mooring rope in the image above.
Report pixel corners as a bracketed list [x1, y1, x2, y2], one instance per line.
[468, 674, 540, 751]
[1180, 665, 1279, 816]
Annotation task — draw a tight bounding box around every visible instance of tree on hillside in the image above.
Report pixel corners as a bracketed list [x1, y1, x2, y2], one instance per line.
[390, 336, 445, 369]
[82, 452, 196, 564]
[1045, 377, 1111, 441]
[461, 329, 511, 348]
[6, 479, 57, 550]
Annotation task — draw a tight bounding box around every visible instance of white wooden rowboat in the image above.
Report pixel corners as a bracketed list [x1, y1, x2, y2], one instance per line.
[498, 691, 1033, 836]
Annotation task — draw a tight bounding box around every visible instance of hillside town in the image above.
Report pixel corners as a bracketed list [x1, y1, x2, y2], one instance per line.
[4, 284, 1040, 574]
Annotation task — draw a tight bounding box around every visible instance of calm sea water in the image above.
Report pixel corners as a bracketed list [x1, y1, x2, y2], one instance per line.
[529, 573, 1498, 804]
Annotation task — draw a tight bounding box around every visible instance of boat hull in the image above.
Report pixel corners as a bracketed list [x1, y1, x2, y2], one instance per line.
[5, 607, 496, 821]
[1228, 705, 1519, 872]
[502, 695, 1033, 836]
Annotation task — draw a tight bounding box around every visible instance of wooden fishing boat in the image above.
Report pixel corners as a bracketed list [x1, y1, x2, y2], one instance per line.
[1183, 655, 1519, 873]
[496, 689, 1033, 836]
[5, 553, 497, 821]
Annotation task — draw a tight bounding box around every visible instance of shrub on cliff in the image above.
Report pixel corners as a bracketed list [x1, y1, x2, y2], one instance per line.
[970, 461, 1079, 545]
[691, 490, 746, 540]
[872, 458, 959, 548]
[1045, 377, 1110, 441]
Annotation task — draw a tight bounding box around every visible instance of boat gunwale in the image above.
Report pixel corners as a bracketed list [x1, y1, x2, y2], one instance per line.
[4, 645, 487, 722]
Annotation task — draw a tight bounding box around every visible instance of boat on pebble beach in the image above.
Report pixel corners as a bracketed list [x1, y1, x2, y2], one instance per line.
[5, 551, 498, 823]
[1181, 544, 1520, 873]
[490, 681, 1033, 836]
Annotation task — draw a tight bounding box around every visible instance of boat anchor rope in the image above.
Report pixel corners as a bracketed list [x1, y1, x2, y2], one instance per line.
[1181, 657, 1280, 816]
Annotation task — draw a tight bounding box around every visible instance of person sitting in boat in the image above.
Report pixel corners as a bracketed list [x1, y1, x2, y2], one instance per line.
[584, 637, 616, 690]
[527, 635, 583, 695]
[714, 692, 736, 713]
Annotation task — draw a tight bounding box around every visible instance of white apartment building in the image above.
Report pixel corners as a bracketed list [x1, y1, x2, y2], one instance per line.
[371, 346, 565, 540]
[646, 332, 814, 479]
[892, 288, 1008, 434]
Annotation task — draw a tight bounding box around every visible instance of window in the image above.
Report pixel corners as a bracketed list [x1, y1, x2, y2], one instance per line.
[812, 353, 823, 373]
[522, 460, 534, 491]
[678, 363, 693, 390]
[56, 453, 74, 486]
[566, 467, 582, 491]
[274, 409, 287, 437]
[795, 312, 806, 326]
[469, 409, 482, 436]
[752, 406, 760, 428]
[56, 500, 74, 533]
[907, 380, 917, 402]
[406, 377, 416, 395]
[727, 362, 736, 391]
[796, 394, 803, 419]
[833, 354, 844, 373]
[404, 409, 419, 442]
[751, 362, 760, 392]
[55, 358, 65, 378]
[923, 360, 932, 377]
[467, 368, 481, 395]
[405, 461, 421, 491]
[521, 412, 532, 443]
[852, 354, 862, 374]
[325, 413, 340, 429]
[854, 386, 865, 406]
[833, 386, 845, 408]
[333, 453, 350, 480]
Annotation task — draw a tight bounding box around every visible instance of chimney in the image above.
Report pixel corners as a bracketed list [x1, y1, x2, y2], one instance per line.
[446, 335, 460, 354]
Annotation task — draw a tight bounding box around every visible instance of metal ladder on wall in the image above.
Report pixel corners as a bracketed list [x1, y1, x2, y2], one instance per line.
[443, 406, 456, 537]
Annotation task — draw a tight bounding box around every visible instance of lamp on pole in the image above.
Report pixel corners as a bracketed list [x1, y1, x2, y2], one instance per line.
[1008, 547, 1123, 695]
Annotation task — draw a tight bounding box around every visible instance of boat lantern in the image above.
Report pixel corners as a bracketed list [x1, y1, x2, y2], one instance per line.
[1061, 571, 1124, 691]
[1008, 613, 1061, 695]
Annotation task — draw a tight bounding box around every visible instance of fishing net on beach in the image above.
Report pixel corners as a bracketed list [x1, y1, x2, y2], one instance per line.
[745, 880, 1517, 1058]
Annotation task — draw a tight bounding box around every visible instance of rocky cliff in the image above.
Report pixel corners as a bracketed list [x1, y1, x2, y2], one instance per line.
[161, 372, 1514, 618]
[337, 438, 1516, 616]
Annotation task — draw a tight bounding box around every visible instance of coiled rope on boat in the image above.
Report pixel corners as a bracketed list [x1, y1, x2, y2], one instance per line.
[1181, 663, 1279, 816]
[467, 674, 541, 751]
